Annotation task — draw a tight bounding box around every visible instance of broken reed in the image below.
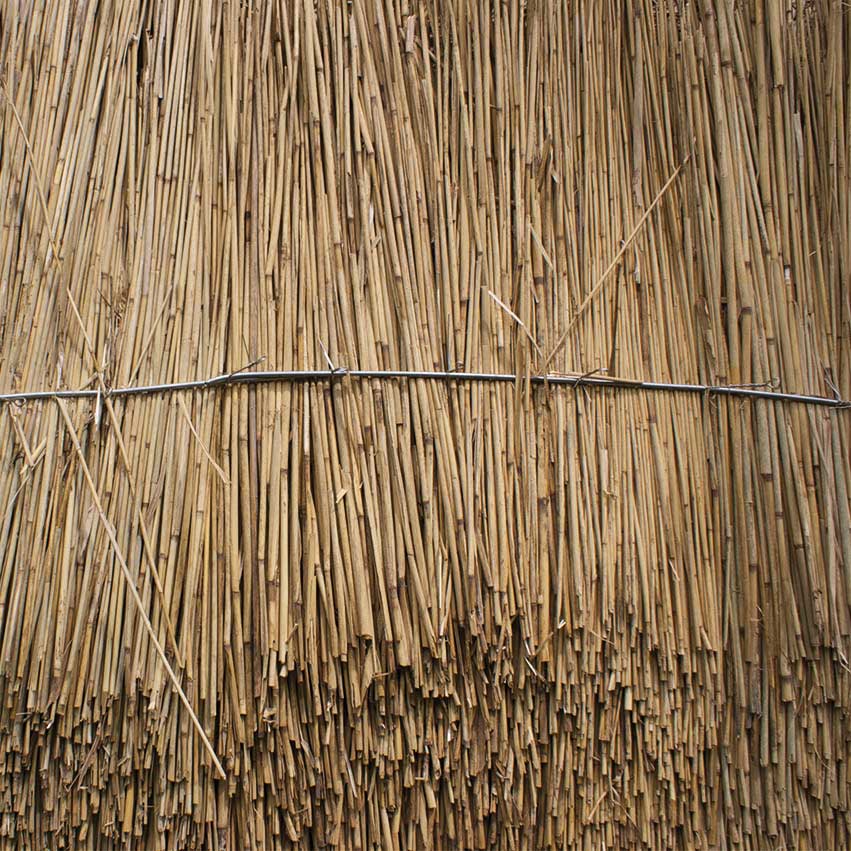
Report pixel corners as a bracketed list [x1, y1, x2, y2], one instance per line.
[0, 1, 850, 849]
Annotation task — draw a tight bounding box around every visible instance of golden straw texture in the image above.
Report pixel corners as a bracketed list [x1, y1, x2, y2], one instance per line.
[0, 1, 850, 849]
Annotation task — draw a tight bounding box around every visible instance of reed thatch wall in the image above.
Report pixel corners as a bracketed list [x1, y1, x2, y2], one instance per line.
[1, 1, 850, 848]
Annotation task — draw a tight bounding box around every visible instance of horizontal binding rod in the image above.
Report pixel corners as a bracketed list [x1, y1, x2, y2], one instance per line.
[0, 368, 848, 409]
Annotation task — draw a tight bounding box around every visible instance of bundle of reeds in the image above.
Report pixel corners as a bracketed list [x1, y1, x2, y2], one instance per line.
[0, 0, 849, 848]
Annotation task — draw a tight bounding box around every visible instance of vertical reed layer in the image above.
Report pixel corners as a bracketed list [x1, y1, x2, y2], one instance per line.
[0, 1, 849, 848]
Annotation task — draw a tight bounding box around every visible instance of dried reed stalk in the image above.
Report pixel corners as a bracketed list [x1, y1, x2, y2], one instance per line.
[0, 1, 849, 849]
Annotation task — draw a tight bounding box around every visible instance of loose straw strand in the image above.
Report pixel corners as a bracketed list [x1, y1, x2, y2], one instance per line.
[542, 158, 688, 371]
[56, 399, 226, 780]
[0, 78, 63, 265]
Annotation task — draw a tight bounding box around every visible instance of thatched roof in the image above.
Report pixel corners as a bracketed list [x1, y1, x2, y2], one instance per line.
[0, 1, 849, 848]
